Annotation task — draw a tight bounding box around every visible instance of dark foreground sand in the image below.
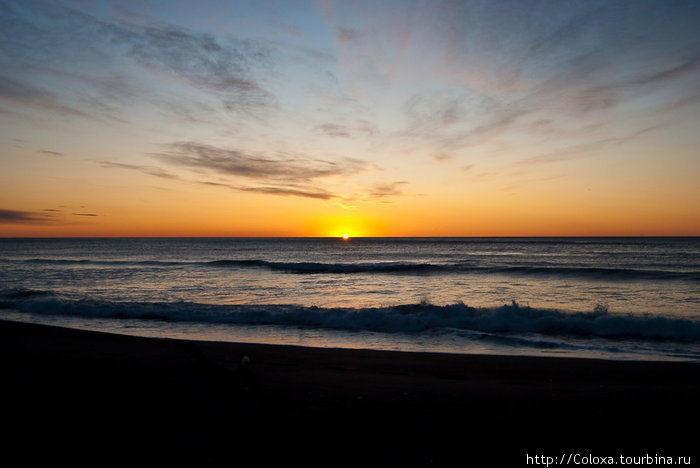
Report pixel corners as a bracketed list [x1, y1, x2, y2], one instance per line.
[1, 319, 698, 466]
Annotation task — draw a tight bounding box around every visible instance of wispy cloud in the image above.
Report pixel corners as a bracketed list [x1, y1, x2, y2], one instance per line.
[187, 153, 408, 203]
[239, 185, 335, 200]
[38, 150, 64, 157]
[513, 125, 664, 168]
[0, 74, 91, 118]
[314, 120, 377, 138]
[98, 144, 368, 201]
[201, 181, 337, 200]
[0, 207, 99, 223]
[337, 27, 359, 43]
[432, 153, 452, 162]
[366, 181, 408, 199]
[156, 141, 368, 182]
[0, 0, 274, 123]
[0, 208, 52, 224]
[98, 161, 179, 180]
[390, 0, 700, 160]
[399, 90, 532, 151]
[105, 20, 273, 113]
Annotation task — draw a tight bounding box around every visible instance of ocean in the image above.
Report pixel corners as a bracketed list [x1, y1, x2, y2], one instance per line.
[1, 237, 698, 361]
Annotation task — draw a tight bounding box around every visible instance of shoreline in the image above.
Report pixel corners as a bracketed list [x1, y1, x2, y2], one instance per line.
[2, 313, 697, 363]
[2, 319, 698, 465]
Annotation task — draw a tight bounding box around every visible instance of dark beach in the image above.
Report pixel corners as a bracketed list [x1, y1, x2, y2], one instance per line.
[1, 319, 698, 466]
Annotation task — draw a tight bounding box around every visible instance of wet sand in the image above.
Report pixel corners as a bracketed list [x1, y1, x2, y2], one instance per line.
[1, 319, 698, 466]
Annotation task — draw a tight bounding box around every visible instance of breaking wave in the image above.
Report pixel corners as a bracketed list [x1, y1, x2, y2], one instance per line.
[2, 289, 698, 343]
[2, 257, 698, 280]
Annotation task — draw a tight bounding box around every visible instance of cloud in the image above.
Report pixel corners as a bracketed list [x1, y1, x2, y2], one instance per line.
[0, 207, 98, 223]
[435, 0, 700, 92]
[514, 124, 663, 168]
[0, 74, 91, 118]
[99, 143, 367, 201]
[201, 181, 337, 200]
[314, 120, 378, 138]
[156, 141, 368, 182]
[156, 140, 373, 201]
[401, 91, 470, 135]
[38, 150, 64, 157]
[239, 185, 335, 200]
[210, 180, 410, 203]
[162, 139, 408, 203]
[400, 90, 533, 151]
[314, 123, 353, 138]
[367, 181, 409, 199]
[626, 56, 700, 88]
[432, 153, 452, 162]
[0, 208, 52, 224]
[0, 0, 273, 122]
[105, 21, 272, 112]
[98, 161, 178, 180]
[389, 0, 700, 160]
[337, 27, 359, 43]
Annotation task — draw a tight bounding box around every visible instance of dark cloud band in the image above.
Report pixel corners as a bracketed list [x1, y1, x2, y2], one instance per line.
[156, 141, 368, 182]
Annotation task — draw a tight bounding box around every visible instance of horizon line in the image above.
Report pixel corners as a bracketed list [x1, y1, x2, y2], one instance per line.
[1, 235, 698, 239]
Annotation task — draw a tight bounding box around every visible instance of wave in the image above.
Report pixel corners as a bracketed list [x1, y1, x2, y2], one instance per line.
[206, 260, 700, 280]
[17, 258, 188, 267]
[206, 259, 441, 274]
[3, 257, 699, 280]
[482, 265, 700, 281]
[2, 290, 698, 342]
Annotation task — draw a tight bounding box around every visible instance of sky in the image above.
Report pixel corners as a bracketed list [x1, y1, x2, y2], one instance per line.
[1, 0, 699, 237]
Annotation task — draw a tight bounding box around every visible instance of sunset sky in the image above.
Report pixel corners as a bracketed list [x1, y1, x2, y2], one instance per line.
[2, 0, 699, 237]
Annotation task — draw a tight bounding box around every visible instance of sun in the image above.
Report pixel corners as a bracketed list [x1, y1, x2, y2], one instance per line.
[342, 233, 350, 240]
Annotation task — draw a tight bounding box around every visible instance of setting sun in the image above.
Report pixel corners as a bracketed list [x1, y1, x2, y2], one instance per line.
[1, 0, 699, 239]
[1, 1, 697, 463]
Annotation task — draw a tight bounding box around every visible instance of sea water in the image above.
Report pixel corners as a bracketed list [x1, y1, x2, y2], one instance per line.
[0, 237, 698, 360]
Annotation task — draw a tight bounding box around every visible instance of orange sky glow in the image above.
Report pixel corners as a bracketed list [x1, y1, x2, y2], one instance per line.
[2, 1, 699, 237]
